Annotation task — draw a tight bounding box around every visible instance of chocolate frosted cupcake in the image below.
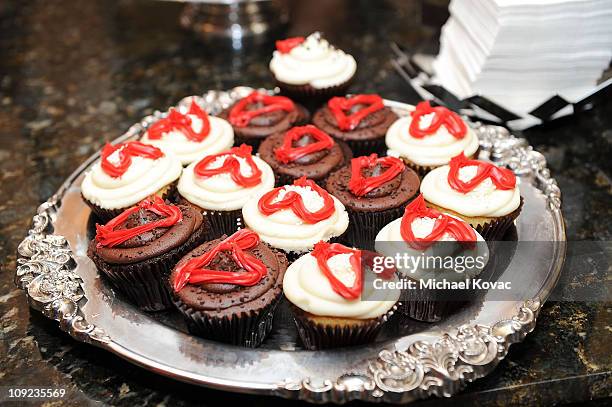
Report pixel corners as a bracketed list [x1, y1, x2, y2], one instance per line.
[88, 196, 209, 311]
[283, 241, 399, 349]
[313, 94, 398, 156]
[325, 154, 420, 250]
[82, 141, 182, 223]
[420, 153, 523, 240]
[219, 91, 309, 150]
[375, 194, 489, 322]
[386, 101, 479, 175]
[269, 32, 356, 103]
[140, 100, 234, 166]
[257, 124, 352, 186]
[241, 177, 349, 259]
[176, 144, 275, 238]
[169, 229, 288, 347]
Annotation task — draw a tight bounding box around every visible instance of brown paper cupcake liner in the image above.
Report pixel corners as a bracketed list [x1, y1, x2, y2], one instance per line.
[84, 181, 178, 223]
[290, 303, 398, 350]
[88, 219, 209, 311]
[172, 292, 282, 347]
[426, 197, 523, 241]
[275, 79, 352, 109]
[398, 277, 470, 322]
[343, 137, 387, 157]
[344, 204, 406, 251]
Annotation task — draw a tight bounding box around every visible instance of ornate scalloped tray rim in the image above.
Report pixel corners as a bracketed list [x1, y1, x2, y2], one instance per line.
[15, 88, 565, 404]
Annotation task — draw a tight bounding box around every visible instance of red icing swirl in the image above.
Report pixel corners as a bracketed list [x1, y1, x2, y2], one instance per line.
[194, 144, 262, 188]
[311, 241, 362, 300]
[100, 141, 164, 178]
[172, 229, 267, 292]
[274, 125, 334, 164]
[348, 154, 405, 196]
[447, 153, 516, 193]
[328, 94, 385, 131]
[400, 194, 476, 250]
[258, 177, 335, 224]
[276, 36, 305, 53]
[228, 91, 295, 127]
[146, 102, 211, 142]
[95, 196, 182, 248]
[409, 101, 467, 139]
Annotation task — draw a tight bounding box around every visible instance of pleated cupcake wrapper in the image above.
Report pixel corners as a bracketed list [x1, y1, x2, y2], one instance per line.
[203, 208, 244, 240]
[84, 181, 178, 224]
[172, 293, 282, 348]
[398, 278, 470, 322]
[289, 303, 398, 350]
[344, 204, 406, 251]
[275, 80, 352, 110]
[342, 137, 387, 157]
[88, 219, 209, 312]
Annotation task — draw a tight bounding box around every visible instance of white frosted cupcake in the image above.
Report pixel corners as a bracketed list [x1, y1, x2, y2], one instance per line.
[420, 153, 522, 240]
[141, 101, 234, 165]
[283, 241, 399, 349]
[241, 177, 349, 257]
[177, 144, 275, 238]
[375, 194, 489, 322]
[81, 141, 182, 222]
[269, 32, 357, 100]
[386, 101, 479, 175]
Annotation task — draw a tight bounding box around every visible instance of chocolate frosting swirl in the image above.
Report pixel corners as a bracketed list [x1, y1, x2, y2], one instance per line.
[94, 205, 203, 264]
[313, 105, 398, 141]
[258, 131, 352, 181]
[325, 165, 420, 212]
[219, 100, 309, 140]
[169, 237, 287, 314]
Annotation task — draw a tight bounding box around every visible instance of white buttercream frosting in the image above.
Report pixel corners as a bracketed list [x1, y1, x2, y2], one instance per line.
[375, 215, 489, 281]
[385, 113, 479, 167]
[141, 115, 234, 165]
[177, 154, 275, 211]
[269, 32, 356, 89]
[283, 252, 399, 319]
[420, 165, 521, 217]
[242, 185, 349, 253]
[81, 148, 182, 210]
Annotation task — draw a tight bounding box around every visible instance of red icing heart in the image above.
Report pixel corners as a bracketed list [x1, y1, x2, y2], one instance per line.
[276, 36, 305, 53]
[348, 154, 405, 196]
[258, 177, 335, 224]
[95, 196, 182, 248]
[194, 144, 262, 188]
[147, 102, 211, 142]
[274, 125, 334, 164]
[228, 91, 295, 127]
[400, 194, 476, 250]
[172, 229, 267, 292]
[409, 101, 467, 139]
[100, 141, 164, 178]
[447, 153, 516, 193]
[311, 241, 363, 300]
[328, 94, 385, 131]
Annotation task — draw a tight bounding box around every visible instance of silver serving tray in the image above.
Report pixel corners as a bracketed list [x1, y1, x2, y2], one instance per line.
[15, 88, 565, 404]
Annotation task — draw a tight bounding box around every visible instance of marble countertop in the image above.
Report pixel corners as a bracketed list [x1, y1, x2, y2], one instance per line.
[1, 0, 610, 405]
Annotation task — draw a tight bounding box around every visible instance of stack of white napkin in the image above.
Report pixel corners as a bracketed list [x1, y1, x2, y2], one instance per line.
[433, 0, 612, 116]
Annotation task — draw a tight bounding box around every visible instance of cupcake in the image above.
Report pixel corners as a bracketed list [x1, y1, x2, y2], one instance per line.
[140, 100, 234, 165]
[420, 153, 523, 240]
[257, 124, 352, 186]
[176, 144, 275, 238]
[283, 241, 400, 349]
[169, 229, 288, 347]
[218, 91, 309, 150]
[88, 196, 209, 311]
[325, 154, 420, 250]
[375, 194, 489, 322]
[269, 32, 356, 102]
[313, 94, 398, 155]
[241, 177, 349, 259]
[386, 101, 480, 175]
[81, 141, 182, 222]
